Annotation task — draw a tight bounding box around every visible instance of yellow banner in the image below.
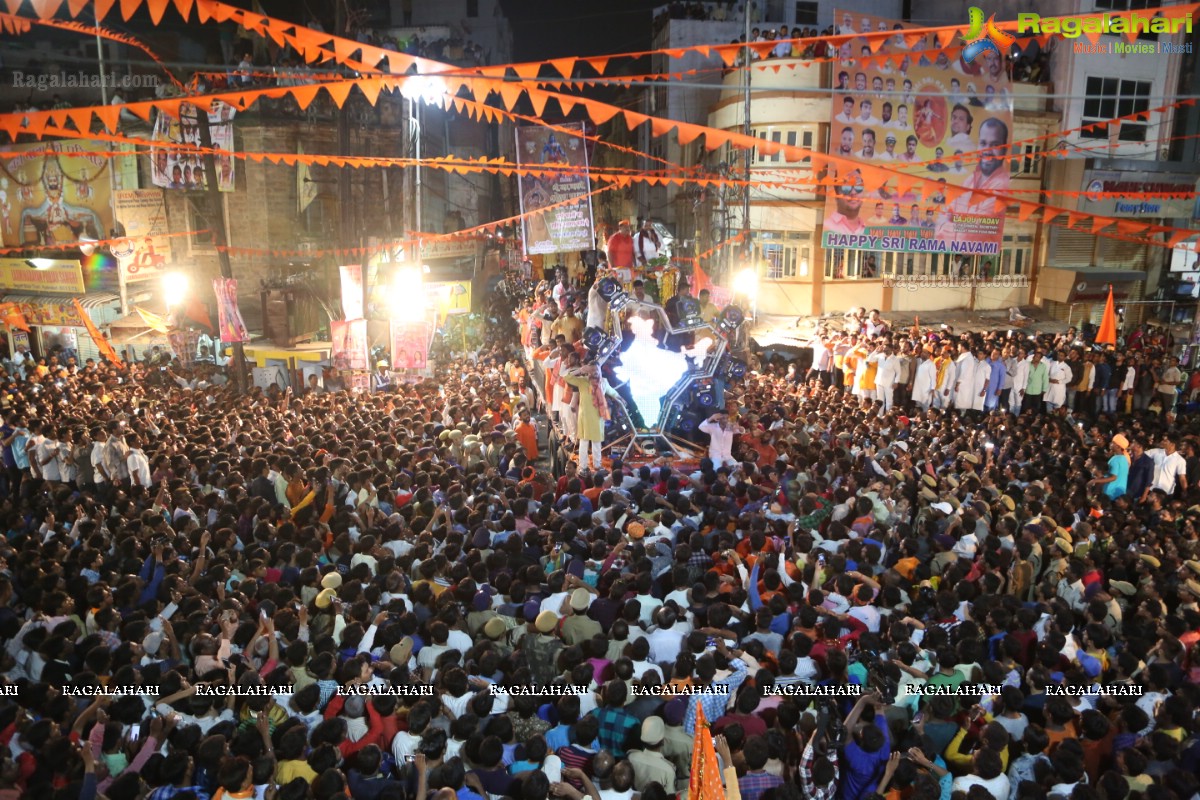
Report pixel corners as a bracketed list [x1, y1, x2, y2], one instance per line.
[0, 258, 85, 294]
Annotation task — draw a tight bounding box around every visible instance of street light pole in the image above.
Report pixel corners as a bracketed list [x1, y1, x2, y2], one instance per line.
[741, 2, 752, 264]
[196, 109, 248, 393]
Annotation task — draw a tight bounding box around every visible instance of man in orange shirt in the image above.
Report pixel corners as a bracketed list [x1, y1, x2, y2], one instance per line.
[606, 220, 635, 270]
[514, 407, 539, 462]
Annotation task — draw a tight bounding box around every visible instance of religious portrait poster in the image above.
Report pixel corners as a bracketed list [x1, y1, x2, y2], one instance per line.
[515, 123, 594, 256]
[0, 140, 113, 248]
[823, 10, 1012, 257]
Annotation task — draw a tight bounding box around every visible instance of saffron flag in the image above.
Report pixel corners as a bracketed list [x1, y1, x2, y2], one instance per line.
[136, 306, 172, 334]
[689, 704, 724, 800]
[0, 303, 30, 332]
[73, 298, 122, 365]
[1095, 285, 1118, 346]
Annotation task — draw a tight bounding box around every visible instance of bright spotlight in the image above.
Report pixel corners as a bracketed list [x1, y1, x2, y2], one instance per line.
[733, 267, 759, 299]
[390, 267, 427, 322]
[26, 258, 55, 270]
[401, 75, 447, 105]
[163, 272, 189, 308]
[79, 237, 99, 257]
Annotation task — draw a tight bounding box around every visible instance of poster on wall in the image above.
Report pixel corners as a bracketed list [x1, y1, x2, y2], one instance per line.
[331, 319, 368, 371]
[823, 10, 1012, 257]
[0, 140, 112, 248]
[112, 189, 171, 282]
[150, 102, 236, 192]
[391, 320, 431, 371]
[515, 123, 595, 256]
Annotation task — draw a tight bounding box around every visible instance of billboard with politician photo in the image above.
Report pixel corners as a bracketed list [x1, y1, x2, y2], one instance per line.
[823, 10, 1013, 257]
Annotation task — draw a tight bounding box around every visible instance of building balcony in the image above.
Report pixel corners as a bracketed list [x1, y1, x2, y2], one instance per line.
[719, 56, 828, 100]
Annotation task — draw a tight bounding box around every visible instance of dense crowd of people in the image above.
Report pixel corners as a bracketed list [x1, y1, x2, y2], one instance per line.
[0, 271, 1196, 800]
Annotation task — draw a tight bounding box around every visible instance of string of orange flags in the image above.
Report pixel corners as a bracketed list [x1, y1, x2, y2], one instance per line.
[0, 0, 1180, 187]
[6, 0, 1198, 252]
[15, 0, 1198, 82]
[0, 12, 186, 90]
[211, 184, 619, 260]
[6, 59, 1196, 251]
[18, 119, 1200, 205]
[0, 228, 209, 257]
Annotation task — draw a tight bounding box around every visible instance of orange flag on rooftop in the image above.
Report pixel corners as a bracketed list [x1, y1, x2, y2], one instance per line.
[74, 298, 122, 365]
[689, 703, 724, 800]
[1095, 285, 1118, 346]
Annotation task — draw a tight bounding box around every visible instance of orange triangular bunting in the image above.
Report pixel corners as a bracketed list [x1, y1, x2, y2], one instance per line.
[146, 0, 169, 23]
[34, 0, 64, 18]
[67, 108, 93, 134]
[585, 57, 609, 74]
[118, 0, 141, 20]
[68, 0, 91, 13]
[550, 58, 575, 78]
[935, 28, 959, 47]
[1017, 202, 1038, 222]
[94, 0, 117, 19]
[1092, 217, 1109, 233]
[172, 0, 194, 19]
[291, 84, 320, 110]
[94, 105, 120, 133]
[324, 82, 350, 108]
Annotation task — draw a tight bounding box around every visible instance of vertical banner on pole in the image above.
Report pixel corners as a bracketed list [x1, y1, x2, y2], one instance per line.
[213, 278, 250, 343]
[340, 265, 364, 320]
[331, 319, 369, 371]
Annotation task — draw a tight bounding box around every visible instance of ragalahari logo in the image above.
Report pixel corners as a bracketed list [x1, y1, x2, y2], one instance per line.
[961, 7, 1016, 63]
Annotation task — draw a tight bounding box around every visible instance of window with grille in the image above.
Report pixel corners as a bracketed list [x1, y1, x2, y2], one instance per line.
[1009, 143, 1043, 176]
[784, 128, 815, 164]
[824, 249, 879, 279]
[1081, 78, 1151, 141]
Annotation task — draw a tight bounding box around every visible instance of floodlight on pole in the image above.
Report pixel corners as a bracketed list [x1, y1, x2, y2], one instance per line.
[390, 266, 427, 322]
[163, 272, 189, 309]
[733, 267, 759, 300]
[400, 75, 447, 106]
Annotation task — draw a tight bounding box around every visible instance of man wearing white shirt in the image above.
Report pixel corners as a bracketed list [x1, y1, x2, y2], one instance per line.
[1010, 348, 1031, 413]
[699, 412, 742, 468]
[873, 345, 900, 412]
[645, 607, 687, 665]
[1145, 435, 1188, 497]
[126, 436, 151, 488]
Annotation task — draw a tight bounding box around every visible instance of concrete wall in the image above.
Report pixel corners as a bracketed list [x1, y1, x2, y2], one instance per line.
[758, 281, 814, 317]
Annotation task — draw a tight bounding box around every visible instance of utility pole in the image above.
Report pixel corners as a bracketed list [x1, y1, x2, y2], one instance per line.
[741, 2, 752, 269]
[336, 1, 354, 256]
[196, 110, 247, 393]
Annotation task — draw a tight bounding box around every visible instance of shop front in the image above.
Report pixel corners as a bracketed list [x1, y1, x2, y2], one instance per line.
[0, 258, 121, 363]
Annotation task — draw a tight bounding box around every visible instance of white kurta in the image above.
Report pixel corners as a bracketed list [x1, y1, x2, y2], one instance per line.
[953, 357, 988, 412]
[1011, 357, 1031, 403]
[1046, 361, 1073, 406]
[913, 359, 938, 406]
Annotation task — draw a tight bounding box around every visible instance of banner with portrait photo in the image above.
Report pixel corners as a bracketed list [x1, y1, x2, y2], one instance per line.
[150, 102, 237, 192]
[331, 318, 368, 371]
[515, 123, 594, 256]
[391, 320, 432, 371]
[824, 10, 1012, 257]
[0, 140, 112, 248]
